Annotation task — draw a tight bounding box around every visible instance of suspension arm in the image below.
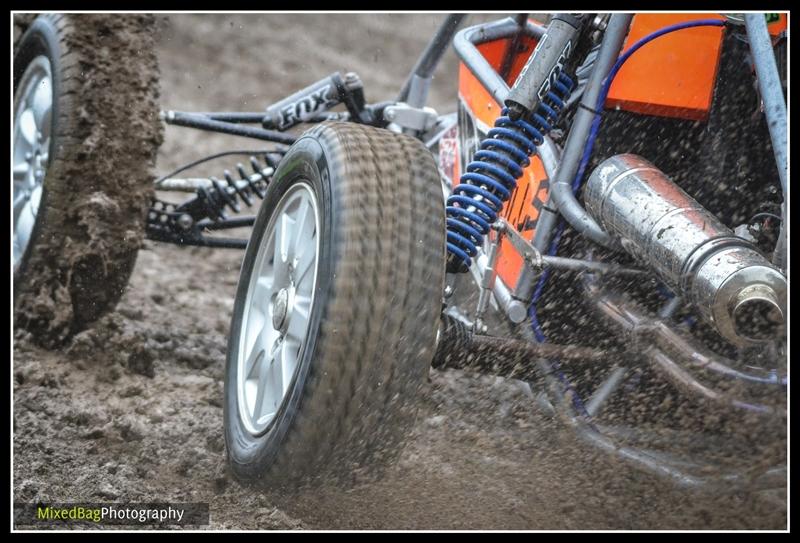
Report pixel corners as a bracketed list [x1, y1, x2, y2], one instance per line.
[501, 219, 646, 277]
[432, 314, 613, 380]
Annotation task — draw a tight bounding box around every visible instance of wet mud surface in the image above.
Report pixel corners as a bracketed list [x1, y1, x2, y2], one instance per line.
[13, 14, 787, 530]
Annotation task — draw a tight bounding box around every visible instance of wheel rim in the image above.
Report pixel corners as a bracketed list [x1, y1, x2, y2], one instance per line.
[237, 182, 320, 436]
[13, 55, 53, 273]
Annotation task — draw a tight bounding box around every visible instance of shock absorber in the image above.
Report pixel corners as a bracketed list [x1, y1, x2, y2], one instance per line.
[446, 13, 593, 273]
[446, 78, 574, 272]
[190, 153, 280, 221]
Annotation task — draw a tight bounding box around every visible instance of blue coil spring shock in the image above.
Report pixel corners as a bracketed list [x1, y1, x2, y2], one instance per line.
[445, 73, 575, 273]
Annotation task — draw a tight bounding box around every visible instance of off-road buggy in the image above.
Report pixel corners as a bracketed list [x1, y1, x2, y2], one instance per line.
[13, 13, 787, 492]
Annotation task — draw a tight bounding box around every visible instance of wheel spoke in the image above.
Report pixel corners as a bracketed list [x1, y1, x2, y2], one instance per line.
[13, 188, 29, 215]
[255, 344, 283, 423]
[13, 237, 23, 267]
[252, 356, 272, 421]
[293, 198, 312, 254]
[28, 186, 42, 217]
[286, 294, 311, 342]
[13, 162, 30, 182]
[14, 201, 36, 255]
[272, 215, 291, 288]
[31, 78, 52, 139]
[244, 329, 267, 379]
[18, 109, 38, 148]
[252, 276, 272, 307]
[280, 338, 301, 395]
[294, 241, 316, 286]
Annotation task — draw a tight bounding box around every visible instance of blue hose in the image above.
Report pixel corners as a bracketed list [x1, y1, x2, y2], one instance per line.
[529, 18, 727, 418]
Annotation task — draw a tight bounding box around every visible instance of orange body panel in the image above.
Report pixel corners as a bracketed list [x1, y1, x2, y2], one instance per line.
[605, 13, 726, 121]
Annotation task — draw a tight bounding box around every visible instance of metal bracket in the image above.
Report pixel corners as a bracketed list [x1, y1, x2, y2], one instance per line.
[501, 218, 545, 269]
[501, 218, 647, 277]
[474, 223, 505, 332]
[384, 103, 439, 134]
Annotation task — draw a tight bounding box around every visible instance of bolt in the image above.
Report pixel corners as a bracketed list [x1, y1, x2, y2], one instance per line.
[343, 72, 362, 91]
[444, 285, 454, 298]
[592, 15, 608, 31]
[177, 214, 193, 231]
[492, 221, 506, 233]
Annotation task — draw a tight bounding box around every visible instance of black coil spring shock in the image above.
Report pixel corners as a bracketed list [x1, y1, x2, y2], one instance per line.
[445, 73, 575, 273]
[194, 153, 281, 221]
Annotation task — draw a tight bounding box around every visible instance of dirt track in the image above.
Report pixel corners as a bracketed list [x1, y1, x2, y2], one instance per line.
[13, 14, 787, 530]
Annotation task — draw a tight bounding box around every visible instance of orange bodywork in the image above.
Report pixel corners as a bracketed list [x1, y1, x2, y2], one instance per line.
[606, 13, 787, 120]
[605, 13, 726, 121]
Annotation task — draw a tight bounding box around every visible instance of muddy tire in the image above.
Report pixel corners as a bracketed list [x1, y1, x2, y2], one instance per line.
[225, 122, 446, 487]
[13, 14, 163, 346]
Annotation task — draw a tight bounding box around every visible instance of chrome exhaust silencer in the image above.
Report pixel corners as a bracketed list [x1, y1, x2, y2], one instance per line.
[585, 154, 786, 345]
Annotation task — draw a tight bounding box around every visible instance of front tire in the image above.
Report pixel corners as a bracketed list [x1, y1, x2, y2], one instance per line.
[224, 122, 446, 486]
[13, 14, 163, 346]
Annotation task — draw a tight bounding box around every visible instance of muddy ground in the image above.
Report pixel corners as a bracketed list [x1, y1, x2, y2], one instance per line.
[13, 14, 787, 530]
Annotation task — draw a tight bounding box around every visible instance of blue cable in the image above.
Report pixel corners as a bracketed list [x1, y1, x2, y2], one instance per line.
[529, 18, 727, 419]
[573, 19, 727, 194]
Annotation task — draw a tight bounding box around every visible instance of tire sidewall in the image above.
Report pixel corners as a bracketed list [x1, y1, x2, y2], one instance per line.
[13, 15, 60, 283]
[224, 135, 334, 480]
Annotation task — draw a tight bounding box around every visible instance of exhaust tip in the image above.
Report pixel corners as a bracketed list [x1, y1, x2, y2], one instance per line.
[731, 285, 785, 342]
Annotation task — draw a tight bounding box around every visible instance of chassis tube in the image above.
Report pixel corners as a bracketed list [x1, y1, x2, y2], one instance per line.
[514, 136, 560, 301]
[744, 14, 787, 270]
[474, 252, 528, 324]
[163, 111, 297, 144]
[398, 14, 467, 107]
[453, 17, 546, 105]
[548, 13, 632, 249]
[744, 15, 787, 195]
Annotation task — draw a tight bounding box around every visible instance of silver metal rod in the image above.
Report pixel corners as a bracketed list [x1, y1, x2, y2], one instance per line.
[657, 295, 683, 319]
[744, 14, 787, 195]
[533, 351, 707, 488]
[514, 136, 561, 301]
[519, 289, 785, 491]
[398, 14, 467, 105]
[541, 255, 646, 276]
[475, 229, 502, 331]
[156, 177, 223, 192]
[744, 14, 787, 270]
[548, 13, 632, 248]
[474, 252, 528, 324]
[530, 136, 561, 252]
[156, 168, 273, 193]
[654, 322, 786, 386]
[453, 17, 546, 105]
[585, 366, 627, 417]
[648, 348, 773, 414]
